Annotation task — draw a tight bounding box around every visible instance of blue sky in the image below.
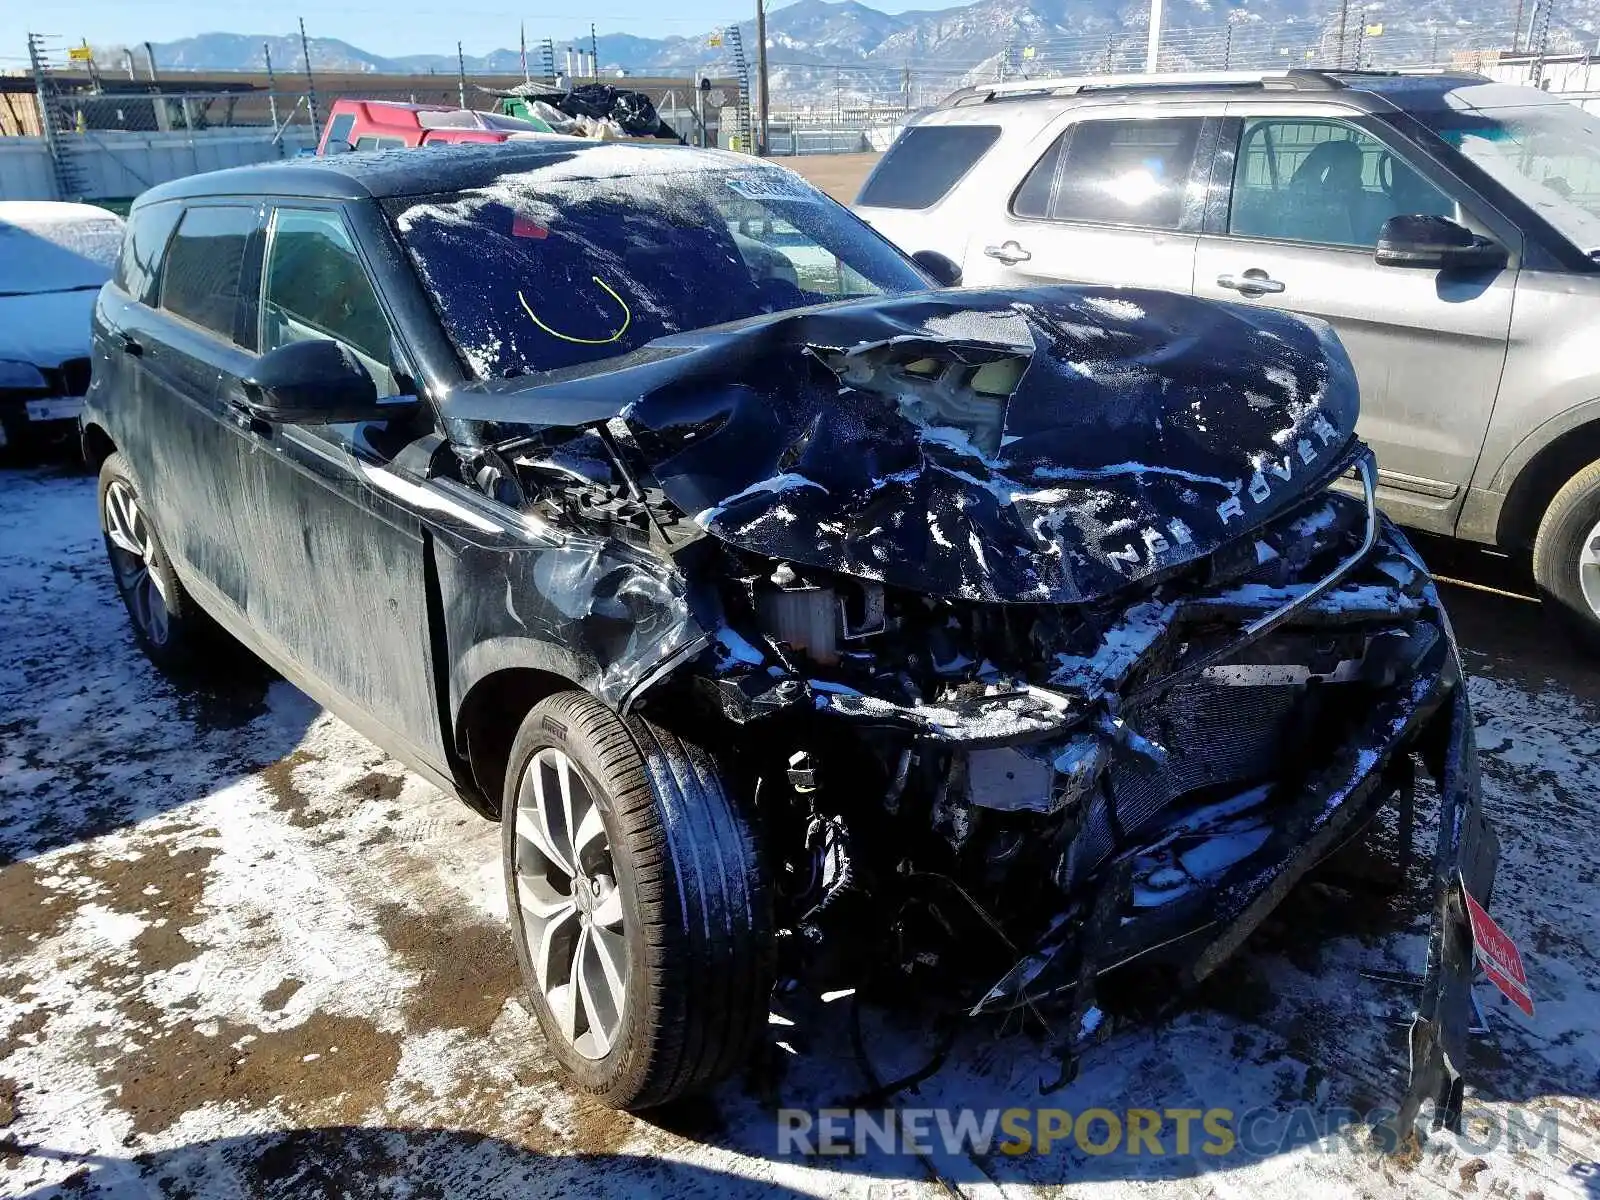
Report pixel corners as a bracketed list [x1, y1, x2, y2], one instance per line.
[0, 0, 927, 65]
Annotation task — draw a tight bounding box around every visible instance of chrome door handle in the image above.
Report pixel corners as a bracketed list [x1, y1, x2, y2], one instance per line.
[984, 241, 1032, 265]
[1217, 270, 1286, 296]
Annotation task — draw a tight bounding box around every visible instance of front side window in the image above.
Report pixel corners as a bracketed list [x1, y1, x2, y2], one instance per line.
[261, 207, 396, 395]
[386, 159, 927, 378]
[1012, 118, 1204, 230]
[1419, 99, 1600, 253]
[857, 125, 1001, 210]
[1228, 117, 1454, 249]
[159, 205, 255, 339]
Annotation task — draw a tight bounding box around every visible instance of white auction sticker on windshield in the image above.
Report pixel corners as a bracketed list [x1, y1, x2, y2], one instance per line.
[724, 171, 821, 203]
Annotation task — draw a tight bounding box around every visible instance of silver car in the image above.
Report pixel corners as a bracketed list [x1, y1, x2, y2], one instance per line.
[857, 68, 1600, 647]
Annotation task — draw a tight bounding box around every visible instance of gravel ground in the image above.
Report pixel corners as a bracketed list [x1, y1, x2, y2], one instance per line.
[3, 462, 1599, 1200]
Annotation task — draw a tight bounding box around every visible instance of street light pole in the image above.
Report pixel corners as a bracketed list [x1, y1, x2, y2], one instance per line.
[755, 0, 770, 155]
[1145, 0, 1164, 71]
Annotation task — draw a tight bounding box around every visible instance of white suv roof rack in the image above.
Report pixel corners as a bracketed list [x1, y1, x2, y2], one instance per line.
[940, 67, 1487, 108]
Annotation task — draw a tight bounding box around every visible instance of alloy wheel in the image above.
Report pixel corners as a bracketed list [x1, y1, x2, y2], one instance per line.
[1581, 518, 1600, 621]
[103, 479, 172, 646]
[513, 746, 630, 1060]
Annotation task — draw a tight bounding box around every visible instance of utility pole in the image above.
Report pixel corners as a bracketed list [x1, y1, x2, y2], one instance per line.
[590, 23, 600, 78]
[263, 43, 280, 132]
[457, 41, 467, 107]
[298, 18, 319, 130]
[1146, 0, 1165, 70]
[755, 0, 770, 155]
[1512, 0, 1526, 53]
[1336, 0, 1351, 66]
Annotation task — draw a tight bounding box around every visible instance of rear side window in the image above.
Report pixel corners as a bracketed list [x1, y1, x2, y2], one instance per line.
[1012, 118, 1204, 230]
[112, 200, 182, 304]
[159, 205, 256, 340]
[857, 125, 1001, 210]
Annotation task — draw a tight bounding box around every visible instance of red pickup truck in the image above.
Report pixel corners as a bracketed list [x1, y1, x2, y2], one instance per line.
[317, 99, 550, 154]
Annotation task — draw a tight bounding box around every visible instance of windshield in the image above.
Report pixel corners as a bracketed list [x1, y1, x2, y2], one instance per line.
[385, 155, 928, 377]
[0, 205, 122, 296]
[1420, 99, 1600, 253]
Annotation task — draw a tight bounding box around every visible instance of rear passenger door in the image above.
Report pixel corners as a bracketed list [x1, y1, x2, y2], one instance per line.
[135, 202, 265, 604]
[1192, 108, 1517, 533]
[961, 111, 1216, 293]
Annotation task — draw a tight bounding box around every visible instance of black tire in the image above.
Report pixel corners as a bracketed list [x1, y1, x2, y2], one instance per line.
[500, 690, 772, 1109]
[97, 452, 213, 674]
[1533, 458, 1600, 654]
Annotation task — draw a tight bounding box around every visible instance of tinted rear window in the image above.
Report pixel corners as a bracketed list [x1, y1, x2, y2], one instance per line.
[856, 125, 1001, 210]
[159, 205, 255, 339]
[113, 200, 182, 304]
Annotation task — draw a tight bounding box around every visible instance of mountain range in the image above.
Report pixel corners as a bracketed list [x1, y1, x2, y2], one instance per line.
[95, 0, 1589, 106]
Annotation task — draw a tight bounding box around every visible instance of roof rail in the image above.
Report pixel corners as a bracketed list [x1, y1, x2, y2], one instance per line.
[939, 68, 1349, 108]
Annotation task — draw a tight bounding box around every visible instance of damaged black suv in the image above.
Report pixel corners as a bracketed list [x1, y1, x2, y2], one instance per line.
[86, 141, 1495, 1136]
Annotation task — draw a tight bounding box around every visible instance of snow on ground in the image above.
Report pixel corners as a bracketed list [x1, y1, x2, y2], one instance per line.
[3, 464, 1599, 1199]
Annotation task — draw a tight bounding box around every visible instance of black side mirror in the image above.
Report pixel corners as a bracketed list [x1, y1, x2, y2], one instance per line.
[240, 339, 384, 425]
[912, 249, 963, 288]
[1375, 214, 1507, 271]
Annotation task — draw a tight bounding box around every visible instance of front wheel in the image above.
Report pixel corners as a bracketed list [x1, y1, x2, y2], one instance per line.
[1533, 459, 1600, 653]
[500, 691, 772, 1109]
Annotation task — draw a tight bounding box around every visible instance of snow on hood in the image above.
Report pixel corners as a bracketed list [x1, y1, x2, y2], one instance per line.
[0, 289, 98, 370]
[445, 285, 1359, 605]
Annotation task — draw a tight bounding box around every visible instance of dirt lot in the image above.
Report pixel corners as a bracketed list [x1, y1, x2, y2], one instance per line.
[780, 153, 881, 203]
[3, 462, 1600, 1199]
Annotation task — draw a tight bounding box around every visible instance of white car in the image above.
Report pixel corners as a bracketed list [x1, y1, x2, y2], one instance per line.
[0, 201, 125, 453]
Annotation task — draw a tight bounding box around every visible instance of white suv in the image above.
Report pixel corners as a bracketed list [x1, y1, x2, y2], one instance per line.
[857, 69, 1600, 648]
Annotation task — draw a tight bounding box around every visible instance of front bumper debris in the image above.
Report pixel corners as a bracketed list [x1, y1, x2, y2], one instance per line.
[969, 628, 1494, 1148]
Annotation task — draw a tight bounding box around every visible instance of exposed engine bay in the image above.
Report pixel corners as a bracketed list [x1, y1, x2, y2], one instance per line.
[439, 285, 1496, 1141]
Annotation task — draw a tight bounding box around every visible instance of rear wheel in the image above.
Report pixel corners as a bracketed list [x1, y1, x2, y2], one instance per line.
[500, 691, 772, 1109]
[1533, 459, 1600, 653]
[97, 453, 211, 673]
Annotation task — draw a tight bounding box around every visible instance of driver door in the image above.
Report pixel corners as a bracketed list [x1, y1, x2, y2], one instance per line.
[1193, 107, 1518, 534]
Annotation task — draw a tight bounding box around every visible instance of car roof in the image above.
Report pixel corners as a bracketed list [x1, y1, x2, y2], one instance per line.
[134, 140, 751, 209]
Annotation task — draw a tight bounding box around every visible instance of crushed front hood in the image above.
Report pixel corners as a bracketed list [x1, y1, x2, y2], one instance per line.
[448, 286, 1358, 604]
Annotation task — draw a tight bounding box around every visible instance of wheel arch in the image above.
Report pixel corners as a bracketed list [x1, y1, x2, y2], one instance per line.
[1496, 416, 1600, 550]
[455, 664, 583, 817]
[81, 422, 117, 473]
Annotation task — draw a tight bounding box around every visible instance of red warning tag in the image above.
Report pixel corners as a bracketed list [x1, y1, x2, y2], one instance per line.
[511, 214, 548, 239]
[1460, 875, 1534, 1017]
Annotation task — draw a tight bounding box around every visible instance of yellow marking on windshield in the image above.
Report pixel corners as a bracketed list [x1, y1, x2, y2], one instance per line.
[517, 277, 632, 345]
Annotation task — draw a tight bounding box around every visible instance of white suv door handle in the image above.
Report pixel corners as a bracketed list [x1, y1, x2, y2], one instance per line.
[1217, 270, 1286, 296]
[984, 241, 1032, 265]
